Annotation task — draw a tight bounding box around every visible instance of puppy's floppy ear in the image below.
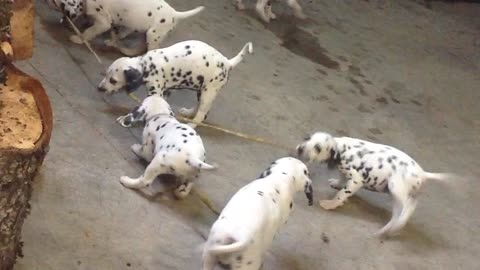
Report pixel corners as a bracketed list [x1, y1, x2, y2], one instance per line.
[327, 148, 341, 169]
[116, 105, 146, 127]
[304, 182, 313, 206]
[124, 68, 144, 93]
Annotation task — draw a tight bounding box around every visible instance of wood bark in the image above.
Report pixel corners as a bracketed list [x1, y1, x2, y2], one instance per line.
[1, 1, 52, 269]
[0, 65, 53, 270]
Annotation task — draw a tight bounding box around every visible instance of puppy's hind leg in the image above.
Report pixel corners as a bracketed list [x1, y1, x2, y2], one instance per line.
[255, 0, 271, 22]
[146, 26, 171, 51]
[120, 154, 168, 189]
[188, 87, 219, 128]
[377, 178, 418, 237]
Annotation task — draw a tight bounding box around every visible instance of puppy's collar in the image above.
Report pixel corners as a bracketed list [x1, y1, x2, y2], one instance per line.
[146, 113, 175, 122]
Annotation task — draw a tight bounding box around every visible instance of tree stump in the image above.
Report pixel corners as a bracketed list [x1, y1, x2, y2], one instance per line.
[0, 1, 53, 269]
[0, 64, 52, 270]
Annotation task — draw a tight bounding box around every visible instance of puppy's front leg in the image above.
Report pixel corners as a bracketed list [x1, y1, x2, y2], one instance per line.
[320, 170, 363, 210]
[70, 16, 111, 44]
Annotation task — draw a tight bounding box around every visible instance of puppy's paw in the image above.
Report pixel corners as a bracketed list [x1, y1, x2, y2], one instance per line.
[328, 178, 343, 190]
[174, 184, 191, 199]
[179, 107, 196, 118]
[293, 10, 307, 19]
[69, 35, 83, 44]
[319, 199, 341, 210]
[131, 144, 142, 155]
[104, 39, 118, 47]
[269, 12, 277, 20]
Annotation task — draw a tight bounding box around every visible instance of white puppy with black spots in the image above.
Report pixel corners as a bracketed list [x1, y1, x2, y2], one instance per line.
[296, 132, 452, 237]
[235, 0, 307, 23]
[68, 0, 204, 56]
[45, 0, 85, 21]
[98, 40, 253, 128]
[202, 157, 313, 270]
[117, 95, 216, 199]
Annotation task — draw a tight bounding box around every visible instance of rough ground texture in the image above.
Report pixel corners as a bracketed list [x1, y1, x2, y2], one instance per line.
[15, 0, 480, 269]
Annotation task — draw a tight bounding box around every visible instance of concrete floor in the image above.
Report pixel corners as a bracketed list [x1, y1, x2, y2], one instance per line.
[14, 0, 480, 269]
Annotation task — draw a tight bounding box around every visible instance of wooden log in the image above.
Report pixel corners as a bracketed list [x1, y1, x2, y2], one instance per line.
[0, 64, 53, 270]
[10, 0, 34, 60]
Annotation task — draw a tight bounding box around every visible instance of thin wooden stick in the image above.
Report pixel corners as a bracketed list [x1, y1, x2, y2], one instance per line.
[64, 16, 102, 64]
[126, 93, 292, 151]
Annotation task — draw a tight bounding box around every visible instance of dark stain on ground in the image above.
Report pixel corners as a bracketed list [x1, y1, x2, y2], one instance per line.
[329, 106, 339, 112]
[313, 95, 330, 102]
[247, 94, 261, 101]
[262, 14, 340, 70]
[349, 77, 368, 96]
[357, 104, 373, 113]
[368, 128, 383, 135]
[348, 65, 366, 78]
[102, 105, 131, 116]
[384, 81, 407, 104]
[321, 232, 330, 244]
[410, 98, 423, 106]
[316, 68, 328, 76]
[366, 135, 378, 141]
[375, 96, 389, 105]
[39, 17, 71, 45]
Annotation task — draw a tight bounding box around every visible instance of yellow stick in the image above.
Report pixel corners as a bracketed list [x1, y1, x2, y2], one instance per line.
[65, 16, 103, 64]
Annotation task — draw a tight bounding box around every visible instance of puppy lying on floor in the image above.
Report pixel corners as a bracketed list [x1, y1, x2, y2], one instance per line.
[202, 157, 313, 270]
[296, 131, 452, 237]
[117, 95, 216, 199]
[97, 40, 253, 128]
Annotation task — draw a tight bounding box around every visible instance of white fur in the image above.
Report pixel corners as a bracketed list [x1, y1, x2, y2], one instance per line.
[67, 0, 204, 56]
[202, 157, 313, 270]
[117, 95, 216, 199]
[296, 132, 453, 237]
[235, 0, 307, 22]
[98, 40, 253, 128]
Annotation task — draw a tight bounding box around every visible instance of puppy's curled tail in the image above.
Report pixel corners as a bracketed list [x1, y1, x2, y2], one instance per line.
[208, 238, 249, 255]
[175, 6, 205, 20]
[228, 42, 253, 69]
[189, 159, 217, 171]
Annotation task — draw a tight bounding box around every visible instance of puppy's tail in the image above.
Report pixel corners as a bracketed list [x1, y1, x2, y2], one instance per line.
[424, 172, 454, 182]
[175, 6, 205, 20]
[208, 237, 249, 255]
[228, 42, 253, 69]
[189, 158, 217, 171]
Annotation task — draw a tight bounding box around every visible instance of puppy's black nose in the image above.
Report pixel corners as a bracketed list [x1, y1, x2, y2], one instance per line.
[98, 86, 106, 92]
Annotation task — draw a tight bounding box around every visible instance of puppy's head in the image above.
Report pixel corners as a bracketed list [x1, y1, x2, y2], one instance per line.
[263, 157, 314, 206]
[46, 0, 84, 19]
[98, 57, 144, 94]
[117, 95, 174, 127]
[296, 132, 337, 164]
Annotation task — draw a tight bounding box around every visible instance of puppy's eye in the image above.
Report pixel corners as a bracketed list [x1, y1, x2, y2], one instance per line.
[304, 169, 308, 175]
[314, 144, 321, 153]
[109, 78, 118, 85]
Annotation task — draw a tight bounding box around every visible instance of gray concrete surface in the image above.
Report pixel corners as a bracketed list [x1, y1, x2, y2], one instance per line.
[14, 0, 480, 269]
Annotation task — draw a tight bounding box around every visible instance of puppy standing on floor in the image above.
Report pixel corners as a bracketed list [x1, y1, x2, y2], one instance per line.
[67, 0, 204, 56]
[235, 0, 307, 23]
[296, 132, 452, 237]
[202, 157, 313, 270]
[117, 95, 216, 199]
[97, 40, 253, 128]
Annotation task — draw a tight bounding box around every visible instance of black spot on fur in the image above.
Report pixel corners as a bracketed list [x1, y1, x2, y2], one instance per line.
[257, 191, 264, 196]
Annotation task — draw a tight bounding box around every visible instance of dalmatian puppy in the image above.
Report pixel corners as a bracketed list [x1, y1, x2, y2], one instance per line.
[296, 132, 452, 237]
[235, 0, 307, 23]
[98, 40, 253, 128]
[117, 95, 216, 199]
[45, 0, 84, 20]
[68, 0, 204, 56]
[202, 157, 313, 270]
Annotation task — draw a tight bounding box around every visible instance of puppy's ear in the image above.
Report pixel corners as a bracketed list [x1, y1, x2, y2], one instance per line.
[124, 68, 144, 93]
[327, 149, 341, 169]
[304, 182, 313, 206]
[116, 105, 146, 127]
